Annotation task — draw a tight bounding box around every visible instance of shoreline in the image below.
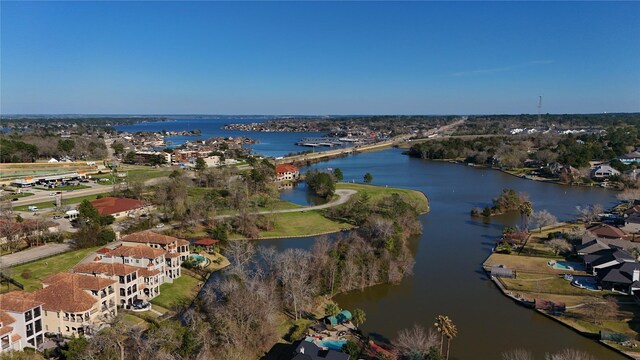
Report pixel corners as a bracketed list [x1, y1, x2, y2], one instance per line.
[482, 253, 637, 359]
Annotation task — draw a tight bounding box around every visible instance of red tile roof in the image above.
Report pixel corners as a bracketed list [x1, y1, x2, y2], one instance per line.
[107, 245, 166, 259]
[194, 238, 219, 246]
[43, 272, 116, 291]
[122, 231, 183, 246]
[10, 333, 21, 342]
[587, 224, 628, 239]
[275, 164, 299, 174]
[138, 268, 161, 277]
[90, 197, 145, 216]
[0, 325, 13, 336]
[177, 239, 190, 246]
[0, 311, 16, 328]
[73, 263, 139, 277]
[0, 292, 44, 313]
[33, 283, 97, 313]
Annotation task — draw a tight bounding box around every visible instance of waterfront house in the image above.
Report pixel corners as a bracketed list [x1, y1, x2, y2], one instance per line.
[0, 293, 45, 352]
[122, 231, 190, 262]
[618, 149, 640, 165]
[90, 197, 149, 219]
[193, 238, 219, 253]
[590, 165, 621, 180]
[96, 245, 172, 284]
[583, 248, 636, 275]
[275, 164, 300, 182]
[72, 262, 158, 306]
[595, 261, 640, 294]
[586, 223, 628, 241]
[292, 340, 349, 360]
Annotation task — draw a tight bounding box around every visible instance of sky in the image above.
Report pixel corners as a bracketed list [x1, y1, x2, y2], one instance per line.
[1, 1, 639, 115]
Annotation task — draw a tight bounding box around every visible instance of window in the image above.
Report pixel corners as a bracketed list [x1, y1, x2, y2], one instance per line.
[26, 323, 33, 337]
[120, 288, 125, 296]
[24, 310, 32, 321]
[119, 276, 125, 284]
[33, 307, 41, 318]
[35, 319, 42, 333]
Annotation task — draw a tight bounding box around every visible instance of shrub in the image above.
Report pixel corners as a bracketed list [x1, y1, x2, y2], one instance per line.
[285, 322, 310, 342]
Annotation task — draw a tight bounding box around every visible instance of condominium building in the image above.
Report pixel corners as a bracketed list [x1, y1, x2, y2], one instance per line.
[0, 292, 44, 352]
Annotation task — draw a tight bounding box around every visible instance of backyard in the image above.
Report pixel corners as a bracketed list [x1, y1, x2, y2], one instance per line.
[150, 273, 202, 311]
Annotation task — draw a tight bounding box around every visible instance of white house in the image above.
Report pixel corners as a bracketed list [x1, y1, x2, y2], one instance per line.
[591, 165, 621, 179]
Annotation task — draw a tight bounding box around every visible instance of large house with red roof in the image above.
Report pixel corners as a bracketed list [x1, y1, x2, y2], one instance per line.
[275, 164, 300, 182]
[0, 292, 44, 352]
[89, 197, 150, 219]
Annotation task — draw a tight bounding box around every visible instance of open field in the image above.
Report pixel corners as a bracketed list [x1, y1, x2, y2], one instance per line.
[243, 210, 354, 239]
[501, 273, 606, 296]
[0, 162, 98, 182]
[91, 167, 174, 183]
[35, 184, 91, 191]
[150, 273, 201, 311]
[483, 253, 576, 275]
[9, 246, 101, 291]
[336, 182, 429, 213]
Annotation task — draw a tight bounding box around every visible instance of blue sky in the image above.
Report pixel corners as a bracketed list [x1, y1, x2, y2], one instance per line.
[1, 1, 639, 115]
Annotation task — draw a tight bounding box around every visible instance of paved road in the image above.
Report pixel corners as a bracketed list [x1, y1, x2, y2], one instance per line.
[0, 243, 72, 268]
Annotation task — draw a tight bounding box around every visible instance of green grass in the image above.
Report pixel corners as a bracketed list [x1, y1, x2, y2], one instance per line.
[10, 246, 101, 291]
[35, 184, 91, 191]
[150, 273, 201, 310]
[13, 194, 101, 211]
[0, 192, 34, 200]
[336, 182, 429, 213]
[93, 168, 173, 183]
[239, 210, 353, 239]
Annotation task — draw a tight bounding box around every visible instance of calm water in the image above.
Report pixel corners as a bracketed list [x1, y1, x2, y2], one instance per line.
[114, 117, 326, 157]
[260, 148, 623, 360]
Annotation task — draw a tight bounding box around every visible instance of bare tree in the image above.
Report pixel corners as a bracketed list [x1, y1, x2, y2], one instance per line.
[394, 324, 439, 360]
[575, 204, 603, 224]
[545, 349, 596, 360]
[583, 296, 617, 324]
[224, 240, 256, 280]
[617, 188, 640, 204]
[502, 349, 534, 360]
[278, 248, 315, 320]
[548, 238, 571, 256]
[530, 210, 558, 233]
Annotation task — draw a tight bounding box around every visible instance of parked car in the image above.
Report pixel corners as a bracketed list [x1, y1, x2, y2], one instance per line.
[11, 198, 18, 201]
[156, 223, 165, 228]
[53, 215, 62, 220]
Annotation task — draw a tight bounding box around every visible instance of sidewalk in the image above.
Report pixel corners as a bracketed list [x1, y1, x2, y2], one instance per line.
[0, 243, 72, 268]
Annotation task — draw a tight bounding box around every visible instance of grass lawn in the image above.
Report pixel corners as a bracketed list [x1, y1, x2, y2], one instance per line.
[230, 210, 353, 239]
[10, 246, 101, 291]
[93, 168, 173, 183]
[483, 253, 572, 275]
[35, 185, 91, 191]
[13, 194, 101, 211]
[1, 192, 34, 201]
[150, 273, 201, 310]
[501, 273, 599, 296]
[336, 182, 429, 213]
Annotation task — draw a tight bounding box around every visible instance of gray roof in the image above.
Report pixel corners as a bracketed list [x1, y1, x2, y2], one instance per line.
[597, 262, 640, 285]
[576, 239, 609, 254]
[293, 341, 349, 360]
[584, 248, 635, 268]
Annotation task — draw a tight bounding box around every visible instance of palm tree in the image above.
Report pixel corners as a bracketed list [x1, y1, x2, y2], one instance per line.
[352, 308, 366, 328]
[435, 315, 457, 360]
[324, 303, 340, 317]
[519, 201, 533, 230]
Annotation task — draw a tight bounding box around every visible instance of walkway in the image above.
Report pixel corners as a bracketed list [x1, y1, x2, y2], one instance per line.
[0, 242, 72, 268]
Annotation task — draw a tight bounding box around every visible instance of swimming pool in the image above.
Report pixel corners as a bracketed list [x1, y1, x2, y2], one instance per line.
[190, 254, 206, 263]
[552, 261, 585, 271]
[571, 276, 599, 291]
[305, 337, 347, 351]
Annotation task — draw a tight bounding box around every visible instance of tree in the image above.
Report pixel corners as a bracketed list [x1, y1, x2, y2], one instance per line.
[394, 324, 439, 360]
[58, 139, 75, 153]
[124, 151, 136, 164]
[306, 170, 336, 198]
[548, 238, 571, 256]
[575, 204, 603, 224]
[502, 349, 534, 360]
[352, 308, 366, 328]
[324, 303, 341, 317]
[545, 349, 596, 360]
[333, 168, 344, 181]
[583, 296, 617, 325]
[194, 157, 207, 172]
[434, 315, 457, 360]
[363, 172, 373, 183]
[530, 210, 558, 233]
[110, 142, 125, 155]
[278, 248, 315, 320]
[519, 200, 533, 230]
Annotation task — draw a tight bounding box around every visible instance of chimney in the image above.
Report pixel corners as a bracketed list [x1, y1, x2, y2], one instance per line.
[634, 269, 640, 282]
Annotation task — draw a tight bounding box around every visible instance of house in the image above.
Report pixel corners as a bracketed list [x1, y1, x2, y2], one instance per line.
[548, 163, 581, 180]
[96, 245, 173, 283]
[0, 292, 45, 352]
[121, 231, 190, 262]
[583, 248, 636, 275]
[591, 165, 621, 179]
[586, 223, 627, 240]
[193, 238, 219, 252]
[275, 164, 300, 182]
[292, 340, 349, 360]
[595, 262, 640, 294]
[618, 150, 640, 165]
[34, 273, 118, 337]
[72, 262, 158, 306]
[0, 219, 59, 246]
[89, 197, 149, 219]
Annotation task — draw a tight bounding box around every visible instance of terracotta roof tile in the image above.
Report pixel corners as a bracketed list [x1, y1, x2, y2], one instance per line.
[90, 197, 145, 216]
[10, 333, 21, 342]
[73, 263, 139, 277]
[165, 252, 181, 258]
[275, 164, 299, 174]
[138, 268, 161, 277]
[122, 231, 183, 246]
[587, 224, 628, 239]
[43, 272, 116, 291]
[0, 325, 13, 336]
[107, 245, 166, 259]
[33, 282, 97, 313]
[0, 311, 16, 327]
[0, 292, 43, 313]
[194, 238, 219, 246]
[177, 239, 190, 246]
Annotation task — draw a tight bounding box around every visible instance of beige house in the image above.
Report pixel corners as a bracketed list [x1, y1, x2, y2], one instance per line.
[96, 245, 171, 286]
[122, 231, 190, 262]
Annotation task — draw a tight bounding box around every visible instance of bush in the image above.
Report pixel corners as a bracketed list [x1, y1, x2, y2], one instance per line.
[482, 207, 492, 217]
[285, 322, 310, 342]
[97, 229, 116, 245]
[21, 270, 32, 279]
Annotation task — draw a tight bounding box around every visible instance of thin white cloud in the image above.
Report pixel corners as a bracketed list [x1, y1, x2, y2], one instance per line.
[452, 60, 555, 77]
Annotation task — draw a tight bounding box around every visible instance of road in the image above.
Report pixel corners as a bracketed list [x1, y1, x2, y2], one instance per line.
[0, 243, 73, 268]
